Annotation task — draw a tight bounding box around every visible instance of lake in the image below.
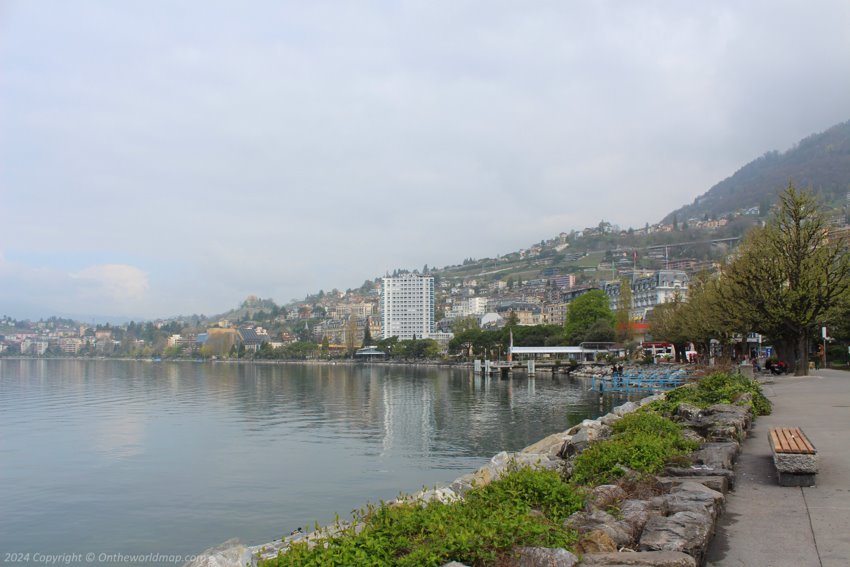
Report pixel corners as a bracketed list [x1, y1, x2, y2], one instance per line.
[0, 359, 631, 565]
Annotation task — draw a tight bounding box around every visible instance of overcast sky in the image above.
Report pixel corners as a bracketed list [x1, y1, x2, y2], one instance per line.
[2, 1, 850, 321]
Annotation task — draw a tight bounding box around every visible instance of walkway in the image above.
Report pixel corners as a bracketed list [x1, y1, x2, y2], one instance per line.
[706, 369, 850, 567]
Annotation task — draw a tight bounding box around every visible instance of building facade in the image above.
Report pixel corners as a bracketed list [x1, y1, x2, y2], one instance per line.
[381, 274, 435, 340]
[604, 270, 689, 319]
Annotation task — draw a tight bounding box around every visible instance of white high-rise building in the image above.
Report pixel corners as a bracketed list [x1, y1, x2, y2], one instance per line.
[381, 274, 435, 340]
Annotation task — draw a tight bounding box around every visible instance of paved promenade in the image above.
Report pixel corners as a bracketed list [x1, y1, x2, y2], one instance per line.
[706, 368, 850, 567]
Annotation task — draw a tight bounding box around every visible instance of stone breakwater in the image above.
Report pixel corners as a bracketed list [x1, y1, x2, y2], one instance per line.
[187, 390, 754, 567]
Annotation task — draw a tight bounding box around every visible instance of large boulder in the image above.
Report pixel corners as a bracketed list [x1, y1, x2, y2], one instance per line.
[618, 499, 665, 537]
[185, 540, 250, 567]
[613, 401, 641, 416]
[656, 475, 729, 495]
[639, 511, 713, 564]
[663, 466, 736, 490]
[662, 481, 725, 523]
[504, 547, 580, 567]
[449, 471, 478, 496]
[639, 393, 667, 407]
[577, 531, 618, 554]
[561, 423, 613, 456]
[674, 402, 751, 443]
[680, 428, 705, 445]
[675, 403, 703, 422]
[691, 443, 739, 470]
[700, 404, 751, 442]
[565, 510, 635, 549]
[522, 431, 573, 458]
[599, 412, 623, 427]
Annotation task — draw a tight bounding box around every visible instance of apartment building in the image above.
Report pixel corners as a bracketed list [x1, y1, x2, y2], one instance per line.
[381, 274, 435, 340]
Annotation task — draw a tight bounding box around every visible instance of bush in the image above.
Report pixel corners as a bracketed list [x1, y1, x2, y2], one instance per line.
[571, 412, 698, 486]
[648, 372, 771, 416]
[263, 467, 582, 567]
[613, 410, 686, 438]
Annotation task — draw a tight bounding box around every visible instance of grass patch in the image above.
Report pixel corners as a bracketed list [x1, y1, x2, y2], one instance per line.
[569, 411, 699, 486]
[568, 251, 606, 268]
[646, 371, 771, 416]
[261, 467, 582, 567]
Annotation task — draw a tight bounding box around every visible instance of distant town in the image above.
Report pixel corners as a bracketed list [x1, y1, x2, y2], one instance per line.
[4, 201, 850, 361]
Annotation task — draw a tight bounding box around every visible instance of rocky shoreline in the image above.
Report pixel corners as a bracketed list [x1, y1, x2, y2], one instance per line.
[189, 378, 753, 567]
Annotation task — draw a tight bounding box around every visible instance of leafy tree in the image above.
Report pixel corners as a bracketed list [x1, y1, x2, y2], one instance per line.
[648, 293, 688, 354]
[615, 278, 634, 343]
[718, 184, 850, 374]
[361, 320, 373, 348]
[452, 316, 480, 334]
[345, 317, 359, 357]
[396, 338, 441, 359]
[163, 345, 183, 358]
[583, 319, 615, 342]
[375, 336, 399, 356]
[282, 341, 318, 359]
[505, 310, 520, 328]
[509, 324, 567, 347]
[296, 323, 313, 342]
[651, 271, 743, 362]
[564, 290, 614, 344]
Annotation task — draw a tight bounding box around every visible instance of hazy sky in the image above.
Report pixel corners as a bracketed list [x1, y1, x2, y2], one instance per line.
[2, 1, 850, 321]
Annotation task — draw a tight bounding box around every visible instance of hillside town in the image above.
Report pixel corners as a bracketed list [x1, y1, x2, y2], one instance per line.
[10, 200, 841, 361]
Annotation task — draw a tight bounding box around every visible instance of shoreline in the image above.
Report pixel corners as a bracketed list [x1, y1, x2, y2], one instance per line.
[188, 368, 755, 567]
[190, 392, 668, 567]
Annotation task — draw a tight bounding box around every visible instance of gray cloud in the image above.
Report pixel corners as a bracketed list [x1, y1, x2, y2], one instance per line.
[2, 1, 850, 319]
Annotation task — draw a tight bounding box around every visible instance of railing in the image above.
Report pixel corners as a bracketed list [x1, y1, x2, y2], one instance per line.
[591, 369, 686, 393]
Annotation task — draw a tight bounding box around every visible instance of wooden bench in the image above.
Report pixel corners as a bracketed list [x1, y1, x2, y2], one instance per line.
[768, 427, 818, 487]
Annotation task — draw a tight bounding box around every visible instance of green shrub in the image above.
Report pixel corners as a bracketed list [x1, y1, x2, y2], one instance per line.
[613, 410, 685, 439]
[570, 429, 697, 486]
[262, 467, 582, 567]
[648, 372, 771, 416]
[570, 411, 698, 486]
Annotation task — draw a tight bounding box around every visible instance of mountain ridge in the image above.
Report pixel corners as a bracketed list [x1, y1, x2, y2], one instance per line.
[662, 119, 850, 224]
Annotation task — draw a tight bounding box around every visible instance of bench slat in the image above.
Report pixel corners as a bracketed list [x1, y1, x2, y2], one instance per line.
[778, 428, 798, 452]
[770, 427, 816, 454]
[793, 427, 816, 453]
[770, 429, 783, 452]
[783, 428, 805, 453]
[783, 428, 803, 453]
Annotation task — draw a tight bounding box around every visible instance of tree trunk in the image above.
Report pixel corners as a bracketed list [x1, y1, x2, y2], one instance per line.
[795, 334, 809, 376]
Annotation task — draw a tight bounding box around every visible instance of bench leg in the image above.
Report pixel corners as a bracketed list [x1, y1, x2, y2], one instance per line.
[777, 471, 817, 487]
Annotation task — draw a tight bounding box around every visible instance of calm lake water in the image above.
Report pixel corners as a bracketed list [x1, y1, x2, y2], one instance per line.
[0, 359, 632, 564]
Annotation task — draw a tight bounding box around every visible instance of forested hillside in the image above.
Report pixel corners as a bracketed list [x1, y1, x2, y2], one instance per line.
[663, 119, 850, 223]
